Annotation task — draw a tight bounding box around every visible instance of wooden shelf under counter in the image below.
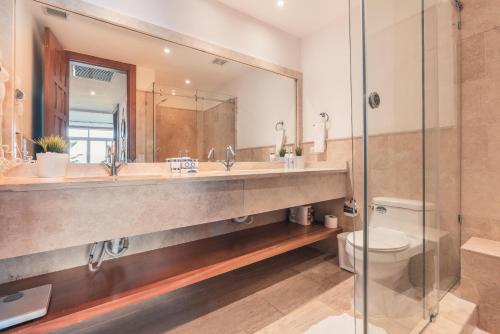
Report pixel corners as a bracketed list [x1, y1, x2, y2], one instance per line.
[0, 222, 342, 333]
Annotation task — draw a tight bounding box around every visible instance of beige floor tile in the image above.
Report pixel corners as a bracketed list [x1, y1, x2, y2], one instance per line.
[256, 270, 332, 314]
[316, 275, 355, 311]
[439, 293, 477, 325]
[255, 300, 341, 334]
[170, 294, 282, 334]
[423, 316, 463, 334]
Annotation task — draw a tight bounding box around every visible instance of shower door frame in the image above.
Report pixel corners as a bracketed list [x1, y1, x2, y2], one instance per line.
[357, 0, 445, 332]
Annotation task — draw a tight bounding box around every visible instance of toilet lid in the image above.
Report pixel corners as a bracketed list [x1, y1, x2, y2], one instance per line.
[346, 227, 409, 252]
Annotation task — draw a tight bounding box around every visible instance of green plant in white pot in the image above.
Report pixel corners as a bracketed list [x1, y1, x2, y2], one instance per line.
[36, 136, 69, 178]
[295, 146, 305, 169]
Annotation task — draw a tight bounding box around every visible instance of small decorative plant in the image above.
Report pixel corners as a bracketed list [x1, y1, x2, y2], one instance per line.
[36, 136, 67, 153]
[295, 146, 303, 157]
[294, 146, 305, 169]
[35, 136, 69, 177]
[279, 148, 287, 158]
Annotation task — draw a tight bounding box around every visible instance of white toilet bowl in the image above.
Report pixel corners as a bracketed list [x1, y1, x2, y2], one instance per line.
[346, 226, 422, 317]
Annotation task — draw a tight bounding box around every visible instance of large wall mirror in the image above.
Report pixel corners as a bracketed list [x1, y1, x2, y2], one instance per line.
[14, 0, 299, 163]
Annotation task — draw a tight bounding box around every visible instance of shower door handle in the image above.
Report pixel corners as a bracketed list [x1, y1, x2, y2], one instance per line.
[368, 92, 381, 109]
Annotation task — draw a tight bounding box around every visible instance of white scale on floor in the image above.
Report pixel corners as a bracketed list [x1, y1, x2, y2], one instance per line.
[0, 284, 52, 330]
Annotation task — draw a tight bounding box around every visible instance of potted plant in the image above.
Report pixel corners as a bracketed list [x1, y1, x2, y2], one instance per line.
[295, 146, 305, 169]
[278, 148, 287, 162]
[279, 148, 287, 158]
[35, 136, 69, 178]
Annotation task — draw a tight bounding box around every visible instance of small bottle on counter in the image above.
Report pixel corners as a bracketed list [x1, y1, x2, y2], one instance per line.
[284, 151, 290, 169]
[168, 158, 181, 173]
[288, 151, 295, 169]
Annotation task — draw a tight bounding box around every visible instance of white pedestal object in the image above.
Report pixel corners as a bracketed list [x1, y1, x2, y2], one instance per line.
[0, 284, 52, 330]
[37, 152, 68, 178]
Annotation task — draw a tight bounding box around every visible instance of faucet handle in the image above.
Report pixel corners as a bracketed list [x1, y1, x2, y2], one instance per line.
[226, 145, 235, 159]
[208, 147, 216, 161]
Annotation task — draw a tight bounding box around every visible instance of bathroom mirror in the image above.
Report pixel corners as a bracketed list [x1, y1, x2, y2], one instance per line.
[14, 0, 299, 163]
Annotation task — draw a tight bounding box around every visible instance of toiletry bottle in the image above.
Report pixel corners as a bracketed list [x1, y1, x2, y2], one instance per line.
[284, 150, 290, 169]
[289, 151, 295, 169]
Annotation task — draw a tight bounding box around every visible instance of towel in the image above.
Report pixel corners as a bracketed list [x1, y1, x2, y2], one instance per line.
[313, 121, 326, 153]
[275, 129, 285, 154]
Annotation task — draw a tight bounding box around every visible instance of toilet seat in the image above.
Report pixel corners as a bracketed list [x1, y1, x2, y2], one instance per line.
[346, 227, 409, 252]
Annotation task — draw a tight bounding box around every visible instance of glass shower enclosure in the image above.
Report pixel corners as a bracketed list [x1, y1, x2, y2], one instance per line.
[350, 0, 461, 332]
[140, 83, 236, 162]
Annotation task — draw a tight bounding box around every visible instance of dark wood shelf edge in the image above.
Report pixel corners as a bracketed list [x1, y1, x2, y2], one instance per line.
[3, 222, 342, 333]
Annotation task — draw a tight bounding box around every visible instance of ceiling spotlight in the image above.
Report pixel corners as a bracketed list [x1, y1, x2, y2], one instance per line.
[277, 0, 285, 8]
[163, 47, 171, 54]
[90, 91, 96, 96]
[185, 79, 191, 85]
[171, 90, 176, 95]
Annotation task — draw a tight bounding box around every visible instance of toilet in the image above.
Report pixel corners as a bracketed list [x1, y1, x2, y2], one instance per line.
[346, 197, 431, 317]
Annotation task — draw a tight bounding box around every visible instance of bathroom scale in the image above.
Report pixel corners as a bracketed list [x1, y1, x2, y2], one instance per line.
[0, 284, 52, 330]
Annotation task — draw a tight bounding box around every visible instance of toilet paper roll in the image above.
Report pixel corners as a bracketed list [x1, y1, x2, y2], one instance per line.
[324, 215, 338, 229]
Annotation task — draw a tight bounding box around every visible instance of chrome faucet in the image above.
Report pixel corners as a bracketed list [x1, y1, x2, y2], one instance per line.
[221, 145, 235, 171]
[207, 147, 216, 162]
[103, 141, 123, 176]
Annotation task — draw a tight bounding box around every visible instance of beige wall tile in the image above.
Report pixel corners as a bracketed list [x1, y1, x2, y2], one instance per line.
[461, 79, 484, 125]
[461, 0, 500, 244]
[460, 245, 500, 333]
[461, 33, 485, 83]
[479, 303, 500, 334]
[484, 27, 500, 77]
[461, 0, 500, 39]
[462, 250, 500, 284]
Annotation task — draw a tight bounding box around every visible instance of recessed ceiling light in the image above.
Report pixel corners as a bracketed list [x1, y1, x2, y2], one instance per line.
[163, 47, 171, 54]
[90, 91, 96, 96]
[185, 79, 191, 85]
[277, 0, 285, 8]
[171, 90, 176, 95]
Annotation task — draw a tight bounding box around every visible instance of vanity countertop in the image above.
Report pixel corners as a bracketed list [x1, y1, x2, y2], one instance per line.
[0, 166, 348, 192]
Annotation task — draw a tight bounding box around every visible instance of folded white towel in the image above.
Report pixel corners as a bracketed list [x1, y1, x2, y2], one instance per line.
[313, 121, 326, 153]
[275, 129, 285, 154]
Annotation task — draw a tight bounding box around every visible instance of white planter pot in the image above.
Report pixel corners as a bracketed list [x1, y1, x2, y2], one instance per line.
[295, 156, 305, 169]
[37, 152, 68, 178]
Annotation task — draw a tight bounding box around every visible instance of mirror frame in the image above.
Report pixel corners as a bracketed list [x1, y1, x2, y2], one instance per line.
[34, 0, 304, 152]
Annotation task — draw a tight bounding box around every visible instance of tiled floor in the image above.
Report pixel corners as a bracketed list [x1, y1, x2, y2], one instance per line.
[420, 292, 479, 334]
[55, 247, 353, 334]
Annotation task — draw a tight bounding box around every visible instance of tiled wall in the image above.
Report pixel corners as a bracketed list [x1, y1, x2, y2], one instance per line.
[458, 238, 500, 333]
[199, 101, 235, 161]
[155, 106, 199, 161]
[461, 0, 500, 242]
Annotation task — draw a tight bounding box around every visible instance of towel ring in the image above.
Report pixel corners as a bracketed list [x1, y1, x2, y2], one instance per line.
[275, 121, 284, 131]
[319, 112, 330, 122]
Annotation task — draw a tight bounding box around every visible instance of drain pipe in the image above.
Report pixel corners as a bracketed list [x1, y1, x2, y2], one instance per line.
[88, 237, 129, 272]
[231, 215, 254, 225]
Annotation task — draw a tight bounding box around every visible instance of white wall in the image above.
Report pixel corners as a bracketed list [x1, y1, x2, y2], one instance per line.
[81, 0, 301, 71]
[301, 12, 353, 142]
[300, 0, 456, 143]
[136, 66, 155, 92]
[220, 69, 296, 149]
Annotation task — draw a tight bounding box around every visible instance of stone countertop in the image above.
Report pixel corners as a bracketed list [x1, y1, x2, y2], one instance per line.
[0, 167, 348, 192]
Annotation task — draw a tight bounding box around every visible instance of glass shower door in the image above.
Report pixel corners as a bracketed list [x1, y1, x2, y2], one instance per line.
[355, 0, 439, 332]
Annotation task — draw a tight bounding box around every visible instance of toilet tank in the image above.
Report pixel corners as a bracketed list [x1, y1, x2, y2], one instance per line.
[369, 197, 433, 237]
